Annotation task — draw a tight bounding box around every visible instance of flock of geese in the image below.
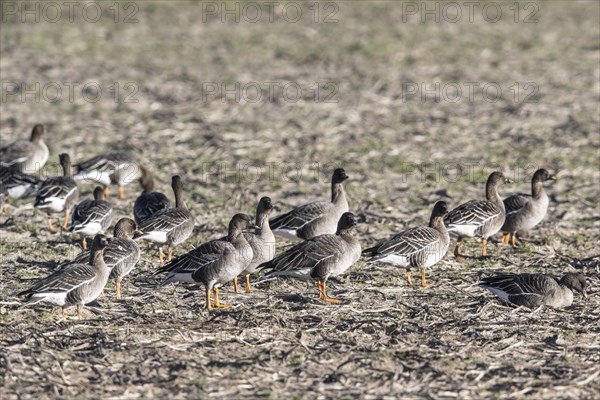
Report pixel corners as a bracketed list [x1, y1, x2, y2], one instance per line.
[0, 125, 589, 320]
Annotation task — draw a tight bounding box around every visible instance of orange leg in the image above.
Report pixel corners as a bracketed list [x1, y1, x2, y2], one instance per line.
[482, 239, 488, 257]
[159, 248, 165, 266]
[168, 246, 173, 262]
[77, 305, 83, 320]
[118, 186, 125, 200]
[116, 279, 122, 300]
[320, 280, 340, 304]
[61, 307, 67, 321]
[454, 237, 464, 259]
[502, 232, 509, 245]
[82, 238, 88, 250]
[103, 187, 110, 198]
[47, 216, 59, 232]
[213, 287, 230, 308]
[62, 211, 70, 230]
[244, 275, 251, 293]
[317, 280, 325, 300]
[205, 289, 212, 310]
[421, 269, 431, 287]
[511, 234, 517, 248]
[406, 269, 413, 286]
[233, 277, 239, 293]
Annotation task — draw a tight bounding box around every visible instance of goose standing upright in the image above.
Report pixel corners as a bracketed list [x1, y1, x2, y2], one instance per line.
[160, 214, 257, 310]
[73, 150, 147, 199]
[69, 186, 114, 249]
[67, 218, 142, 300]
[0, 124, 49, 173]
[501, 168, 557, 247]
[259, 212, 361, 304]
[444, 172, 511, 258]
[34, 153, 79, 232]
[18, 234, 111, 320]
[137, 175, 195, 265]
[270, 168, 349, 240]
[133, 173, 170, 224]
[363, 201, 449, 287]
[236, 197, 276, 293]
[480, 272, 587, 308]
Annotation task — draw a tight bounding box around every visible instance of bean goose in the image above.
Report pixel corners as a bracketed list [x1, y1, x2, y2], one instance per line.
[236, 197, 276, 293]
[363, 201, 449, 287]
[133, 173, 170, 224]
[0, 165, 41, 213]
[501, 168, 557, 247]
[34, 153, 79, 232]
[73, 150, 148, 199]
[69, 186, 114, 249]
[444, 172, 511, 258]
[0, 124, 49, 173]
[270, 168, 349, 240]
[67, 218, 142, 300]
[259, 212, 361, 304]
[18, 234, 110, 320]
[160, 214, 257, 310]
[480, 272, 587, 308]
[137, 175, 195, 265]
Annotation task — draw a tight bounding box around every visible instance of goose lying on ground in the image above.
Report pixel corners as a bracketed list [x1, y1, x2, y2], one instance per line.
[479, 272, 587, 308]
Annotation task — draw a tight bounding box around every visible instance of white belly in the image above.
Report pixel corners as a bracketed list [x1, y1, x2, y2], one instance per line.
[142, 231, 168, 244]
[273, 229, 301, 241]
[72, 222, 105, 236]
[374, 253, 409, 267]
[269, 268, 312, 281]
[74, 170, 112, 186]
[30, 292, 68, 306]
[114, 163, 142, 185]
[8, 185, 32, 199]
[37, 196, 66, 212]
[448, 224, 478, 238]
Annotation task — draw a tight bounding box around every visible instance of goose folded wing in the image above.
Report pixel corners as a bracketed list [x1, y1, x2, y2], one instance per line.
[503, 194, 531, 216]
[480, 274, 550, 295]
[75, 202, 112, 226]
[103, 239, 138, 267]
[270, 201, 329, 230]
[374, 226, 439, 257]
[36, 179, 74, 200]
[263, 235, 339, 274]
[163, 240, 230, 274]
[19, 264, 97, 296]
[140, 209, 191, 233]
[0, 142, 33, 165]
[445, 200, 501, 227]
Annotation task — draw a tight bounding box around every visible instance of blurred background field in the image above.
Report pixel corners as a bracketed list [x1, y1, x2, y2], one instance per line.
[1, 1, 599, 398]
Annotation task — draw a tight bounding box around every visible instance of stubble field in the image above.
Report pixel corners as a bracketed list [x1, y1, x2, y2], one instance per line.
[1, 1, 599, 398]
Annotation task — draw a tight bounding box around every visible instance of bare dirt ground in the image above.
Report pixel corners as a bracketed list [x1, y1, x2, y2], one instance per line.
[1, 1, 599, 398]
